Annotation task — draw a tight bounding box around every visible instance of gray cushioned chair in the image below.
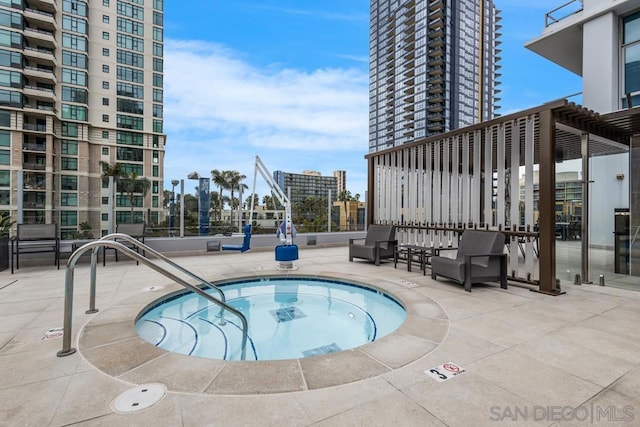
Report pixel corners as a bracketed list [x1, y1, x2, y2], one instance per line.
[349, 224, 397, 266]
[431, 230, 507, 292]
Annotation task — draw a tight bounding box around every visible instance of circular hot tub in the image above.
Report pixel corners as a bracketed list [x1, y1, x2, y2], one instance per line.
[136, 276, 407, 361]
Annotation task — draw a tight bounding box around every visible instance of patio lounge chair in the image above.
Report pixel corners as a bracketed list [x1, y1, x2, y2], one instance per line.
[431, 230, 507, 292]
[349, 224, 397, 266]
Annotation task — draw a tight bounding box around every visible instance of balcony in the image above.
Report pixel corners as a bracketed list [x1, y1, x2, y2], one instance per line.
[23, 162, 46, 171]
[23, 85, 56, 102]
[428, 57, 443, 67]
[23, 122, 47, 132]
[429, 0, 443, 12]
[428, 103, 444, 113]
[428, 93, 443, 103]
[428, 47, 443, 58]
[23, 66, 57, 83]
[28, 0, 57, 13]
[23, 27, 56, 47]
[428, 66, 443, 76]
[428, 84, 443, 95]
[24, 8, 56, 29]
[23, 141, 46, 152]
[23, 46, 56, 65]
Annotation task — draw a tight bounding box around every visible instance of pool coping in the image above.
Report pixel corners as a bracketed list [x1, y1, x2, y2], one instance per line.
[77, 271, 449, 395]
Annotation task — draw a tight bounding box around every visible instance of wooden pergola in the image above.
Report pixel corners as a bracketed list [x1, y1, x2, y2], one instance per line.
[366, 99, 636, 294]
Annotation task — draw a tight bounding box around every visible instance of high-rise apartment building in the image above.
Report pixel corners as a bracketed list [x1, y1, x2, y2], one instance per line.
[0, 0, 165, 238]
[369, 0, 501, 152]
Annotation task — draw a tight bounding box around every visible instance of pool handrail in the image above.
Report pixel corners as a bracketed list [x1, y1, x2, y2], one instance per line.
[57, 240, 248, 360]
[91, 233, 227, 309]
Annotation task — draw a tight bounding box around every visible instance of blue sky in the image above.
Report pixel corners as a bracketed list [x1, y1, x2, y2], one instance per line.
[163, 0, 582, 199]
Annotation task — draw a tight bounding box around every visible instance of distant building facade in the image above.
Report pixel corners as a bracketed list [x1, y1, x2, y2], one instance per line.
[333, 170, 346, 193]
[273, 170, 337, 206]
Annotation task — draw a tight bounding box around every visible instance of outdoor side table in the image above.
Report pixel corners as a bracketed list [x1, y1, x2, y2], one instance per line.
[394, 245, 432, 275]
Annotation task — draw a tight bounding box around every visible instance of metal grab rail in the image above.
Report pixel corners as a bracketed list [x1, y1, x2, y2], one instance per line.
[57, 240, 248, 360]
[90, 233, 227, 310]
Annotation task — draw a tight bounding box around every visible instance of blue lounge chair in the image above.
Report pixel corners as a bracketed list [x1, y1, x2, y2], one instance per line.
[222, 224, 252, 252]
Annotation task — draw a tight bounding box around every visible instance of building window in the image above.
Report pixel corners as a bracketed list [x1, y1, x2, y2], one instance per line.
[62, 1, 88, 18]
[61, 193, 78, 207]
[103, 0, 110, 6]
[102, 48, 109, 57]
[102, 64, 109, 73]
[62, 122, 78, 137]
[0, 129, 9, 146]
[103, 81, 109, 89]
[102, 114, 109, 122]
[62, 33, 87, 52]
[102, 197, 109, 205]
[102, 131, 109, 139]
[62, 50, 88, 69]
[153, 88, 163, 102]
[61, 175, 78, 190]
[61, 157, 78, 170]
[116, 33, 144, 52]
[60, 211, 78, 227]
[623, 12, 640, 106]
[102, 97, 109, 106]
[102, 31, 109, 40]
[62, 69, 87, 86]
[153, 42, 163, 57]
[152, 165, 158, 177]
[102, 147, 109, 155]
[61, 104, 87, 121]
[153, 58, 163, 72]
[61, 140, 78, 155]
[103, 15, 109, 24]
[153, 27, 163, 42]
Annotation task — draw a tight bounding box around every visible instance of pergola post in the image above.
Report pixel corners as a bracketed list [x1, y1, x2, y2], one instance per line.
[535, 109, 564, 295]
[367, 155, 375, 227]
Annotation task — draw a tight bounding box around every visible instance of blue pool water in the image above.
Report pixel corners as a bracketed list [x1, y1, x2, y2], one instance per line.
[136, 277, 407, 361]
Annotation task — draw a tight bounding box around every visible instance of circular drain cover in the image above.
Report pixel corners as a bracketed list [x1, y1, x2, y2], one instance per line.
[111, 383, 166, 413]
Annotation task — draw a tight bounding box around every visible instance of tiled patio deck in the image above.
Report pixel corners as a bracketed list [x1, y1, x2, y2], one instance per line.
[1, 246, 639, 426]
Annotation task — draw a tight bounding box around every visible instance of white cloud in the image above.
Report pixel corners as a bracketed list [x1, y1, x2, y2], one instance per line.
[163, 39, 370, 197]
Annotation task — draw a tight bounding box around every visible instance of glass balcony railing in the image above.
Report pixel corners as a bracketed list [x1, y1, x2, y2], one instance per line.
[545, 0, 583, 27]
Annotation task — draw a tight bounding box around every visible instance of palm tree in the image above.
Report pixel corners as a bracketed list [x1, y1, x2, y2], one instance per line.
[337, 190, 352, 231]
[100, 161, 125, 231]
[211, 169, 229, 223]
[226, 170, 247, 228]
[119, 172, 151, 222]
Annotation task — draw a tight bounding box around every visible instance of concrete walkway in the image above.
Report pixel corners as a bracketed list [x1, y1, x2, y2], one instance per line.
[1, 246, 639, 426]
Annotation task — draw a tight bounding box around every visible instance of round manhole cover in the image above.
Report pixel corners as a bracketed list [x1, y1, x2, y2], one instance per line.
[111, 383, 166, 413]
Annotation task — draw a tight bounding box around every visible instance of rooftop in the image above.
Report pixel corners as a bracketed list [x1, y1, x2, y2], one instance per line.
[1, 245, 640, 425]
